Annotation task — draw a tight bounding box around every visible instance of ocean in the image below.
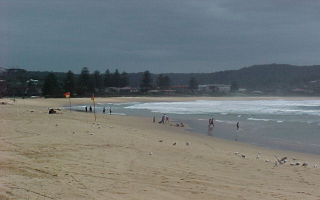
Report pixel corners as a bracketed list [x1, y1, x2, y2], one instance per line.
[70, 99, 320, 155]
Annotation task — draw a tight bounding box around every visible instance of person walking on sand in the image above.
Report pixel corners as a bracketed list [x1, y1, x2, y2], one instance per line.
[237, 122, 240, 130]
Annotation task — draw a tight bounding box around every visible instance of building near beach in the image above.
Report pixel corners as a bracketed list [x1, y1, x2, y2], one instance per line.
[198, 84, 231, 93]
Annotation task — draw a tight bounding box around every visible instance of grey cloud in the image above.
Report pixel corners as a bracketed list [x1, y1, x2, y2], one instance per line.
[1, 0, 320, 73]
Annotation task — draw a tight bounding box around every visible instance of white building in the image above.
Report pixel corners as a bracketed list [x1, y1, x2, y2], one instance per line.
[198, 84, 231, 93]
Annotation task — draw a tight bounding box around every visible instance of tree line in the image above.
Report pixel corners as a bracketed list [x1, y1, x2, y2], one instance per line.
[4, 64, 320, 97]
[43, 67, 137, 97]
[3, 67, 199, 97]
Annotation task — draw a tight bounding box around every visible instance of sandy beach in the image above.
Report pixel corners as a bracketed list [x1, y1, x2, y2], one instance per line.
[1, 97, 320, 200]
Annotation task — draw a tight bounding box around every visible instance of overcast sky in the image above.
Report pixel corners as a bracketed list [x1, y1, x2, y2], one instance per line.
[1, 1, 320, 74]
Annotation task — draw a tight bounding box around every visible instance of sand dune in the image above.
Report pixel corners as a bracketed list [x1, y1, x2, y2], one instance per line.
[1, 97, 320, 200]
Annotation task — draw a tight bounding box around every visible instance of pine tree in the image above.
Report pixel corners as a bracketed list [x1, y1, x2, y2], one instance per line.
[120, 71, 129, 87]
[230, 81, 239, 92]
[156, 74, 164, 89]
[104, 69, 112, 88]
[156, 74, 171, 90]
[112, 69, 121, 87]
[140, 70, 153, 93]
[42, 72, 60, 97]
[93, 70, 103, 92]
[163, 75, 171, 89]
[188, 77, 198, 91]
[77, 67, 93, 96]
[63, 70, 76, 96]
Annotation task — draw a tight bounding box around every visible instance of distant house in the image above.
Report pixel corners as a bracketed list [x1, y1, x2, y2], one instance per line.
[26, 79, 41, 95]
[26, 79, 39, 85]
[236, 88, 247, 93]
[107, 86, 139, 93]
[170, 85, 189, 91]
[198, 84, 231, 93]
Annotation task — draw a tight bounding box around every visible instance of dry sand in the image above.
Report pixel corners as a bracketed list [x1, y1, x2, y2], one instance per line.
[1, 97, 320, 200]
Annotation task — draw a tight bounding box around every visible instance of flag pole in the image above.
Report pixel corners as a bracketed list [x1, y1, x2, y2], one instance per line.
[63, 92, 71, 112]
[91, 93, 96, 121]
[69, 97, 71, 113]
[94, 99, 96, 121]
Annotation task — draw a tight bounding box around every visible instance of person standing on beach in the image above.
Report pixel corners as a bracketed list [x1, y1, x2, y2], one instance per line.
[109, 107, 112, 115]
[237, 122, 240, 130]
[162, 114, 166, 123]
[153, 116, 155, 123]
[85, 106, 88, 112]
[103, 107, 106, 114]
[209, 118, 214, 127]
[165, 116, 169, 124]
[89, 106, 92, 113]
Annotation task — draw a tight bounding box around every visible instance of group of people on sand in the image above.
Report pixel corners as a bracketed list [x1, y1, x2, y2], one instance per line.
[153, 114, 240, 130]
[157, 114, 169, 124]
[174, 123, 185, 127]
[85, 106, 92, 113]
[102, 107, 112, 115]
[84, 106, 112, 115]
[209, 117, 240, 130]
[153, 114, 185, 127]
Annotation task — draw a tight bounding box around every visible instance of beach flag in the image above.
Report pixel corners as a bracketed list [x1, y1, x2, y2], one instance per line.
[63, 92, 70, 98]
[63, 92, 72, 112]
[91, 93, 96, 121]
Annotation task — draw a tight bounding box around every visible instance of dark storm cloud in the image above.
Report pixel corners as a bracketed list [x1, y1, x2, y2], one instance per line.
[1, 0, 320, 73]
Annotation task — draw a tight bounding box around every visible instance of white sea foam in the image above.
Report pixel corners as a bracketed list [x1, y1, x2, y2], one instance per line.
[99, 99, 320, 155]
[125, 100, 320, 116]
[247, 118, 271, 122]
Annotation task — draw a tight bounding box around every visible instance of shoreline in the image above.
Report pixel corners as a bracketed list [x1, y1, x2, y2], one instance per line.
[1, 97, 320, 199]
[61, 96, 320, 156]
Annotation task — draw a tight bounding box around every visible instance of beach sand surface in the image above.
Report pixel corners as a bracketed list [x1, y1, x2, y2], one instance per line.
[1, 97, 320, 200]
